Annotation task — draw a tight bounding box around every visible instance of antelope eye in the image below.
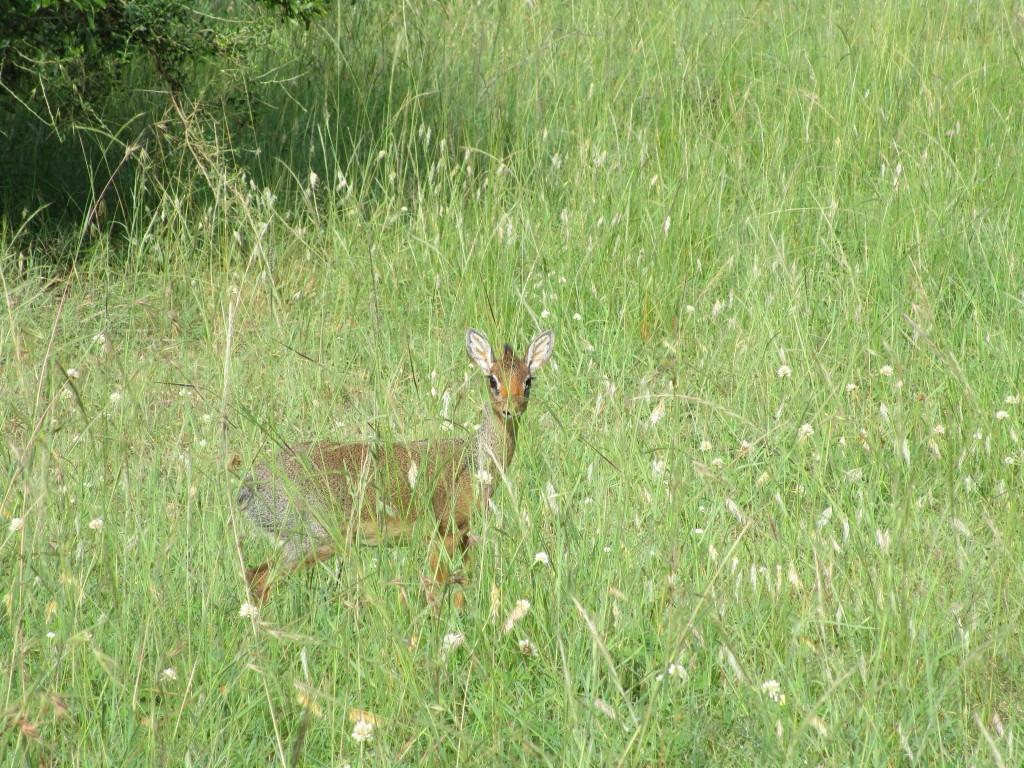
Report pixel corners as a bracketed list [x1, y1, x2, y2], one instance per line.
[524, 377, 533, 389]
[488, 375, 499, 391]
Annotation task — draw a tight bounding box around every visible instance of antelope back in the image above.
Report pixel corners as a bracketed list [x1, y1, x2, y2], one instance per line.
[282, 438, 474, 528]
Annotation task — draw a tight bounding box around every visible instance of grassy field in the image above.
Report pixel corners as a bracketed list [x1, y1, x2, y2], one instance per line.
[3, 0, 1024, 764]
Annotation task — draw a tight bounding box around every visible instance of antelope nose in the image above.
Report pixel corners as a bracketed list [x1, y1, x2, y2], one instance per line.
[503, 400, 526, 418]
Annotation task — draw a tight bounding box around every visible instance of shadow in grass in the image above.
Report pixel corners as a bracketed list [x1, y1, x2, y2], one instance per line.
[0, 4, 494, 268]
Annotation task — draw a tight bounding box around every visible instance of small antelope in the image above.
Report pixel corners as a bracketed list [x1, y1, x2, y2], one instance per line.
[238, 328, 555, 604]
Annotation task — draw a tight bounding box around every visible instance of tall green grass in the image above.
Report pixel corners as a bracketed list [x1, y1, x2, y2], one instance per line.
[3, 0, 1023, 764]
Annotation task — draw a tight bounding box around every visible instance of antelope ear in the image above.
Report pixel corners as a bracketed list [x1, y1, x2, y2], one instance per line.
[466, 328, 494, 374]
[525, 330, 555, 372]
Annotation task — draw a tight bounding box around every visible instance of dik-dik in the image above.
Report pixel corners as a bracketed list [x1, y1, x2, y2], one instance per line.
[237, 328, 555, 604]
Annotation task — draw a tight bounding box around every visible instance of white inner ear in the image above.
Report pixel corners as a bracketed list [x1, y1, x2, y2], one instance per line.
[526, 331, 555, 372]
[466, 329, 494, 374]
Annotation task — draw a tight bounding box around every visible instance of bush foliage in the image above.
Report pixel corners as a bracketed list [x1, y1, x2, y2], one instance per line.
[1, 0, 327, 115]
[0, 0, 331, 240]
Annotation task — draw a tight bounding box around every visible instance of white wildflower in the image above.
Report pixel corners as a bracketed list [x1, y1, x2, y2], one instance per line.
[67, 368, 80, 379]
[518, 638, 537, 655]
[534, 551, 549, 565]
[161, 667, 178, 681]
[351, 718, 374, 742]
[846, 383, 858, 392]
[92, 333, 106, 344]
[777, 365, 792, 378]
[475, 468, 493, 484]
[798, 423, 814, 441]
[109, 392, 122, 404]
[9, 518, 24, 532]
[441, 632, 465, 656]
[657, 663, 688, 682]
[699, 440, 712, 453]
[879, 365, 894, 377]
[996, 411, 1009, 421]
[761, 679, 786, 704]
[932, 424, 945, 436]
[239, 602, 259, 619]
[711, 457, 724, 469]
[88, 518, 104, 532]
[1005, 395, 1019, 405]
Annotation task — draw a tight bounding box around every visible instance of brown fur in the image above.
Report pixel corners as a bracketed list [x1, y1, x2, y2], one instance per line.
[238, 328, 555, 605]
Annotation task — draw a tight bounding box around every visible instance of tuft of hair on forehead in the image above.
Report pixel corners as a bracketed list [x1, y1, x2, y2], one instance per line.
[501, 343, 515, 365]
